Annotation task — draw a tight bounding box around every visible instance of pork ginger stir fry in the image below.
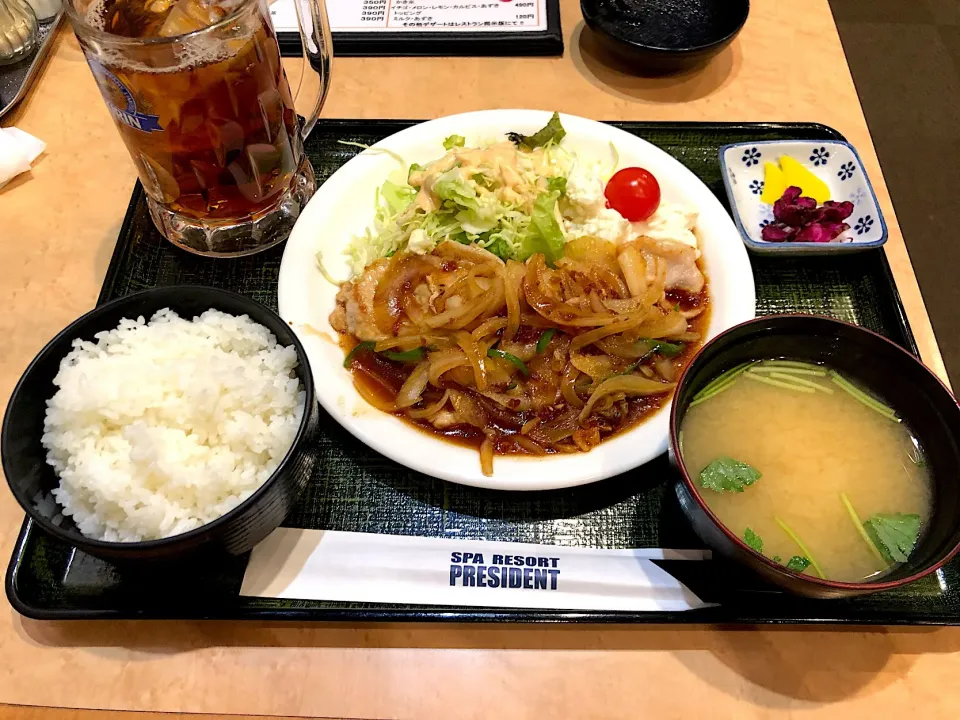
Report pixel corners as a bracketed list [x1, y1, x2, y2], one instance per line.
[331, 236, 708, 476]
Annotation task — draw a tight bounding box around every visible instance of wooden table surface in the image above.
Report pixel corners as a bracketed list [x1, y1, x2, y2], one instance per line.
[2, 1, 959, 718]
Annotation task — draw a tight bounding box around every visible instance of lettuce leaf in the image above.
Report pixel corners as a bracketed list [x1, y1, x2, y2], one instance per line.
[547, 176, 567, 195]
[516, 190, 565, 264]
[443, 134, 466, 150]
[507, 112, 567, 150]
[484, 235, 513, 260]
[380, 180, 416, 214]
[433, 169, 478, 206]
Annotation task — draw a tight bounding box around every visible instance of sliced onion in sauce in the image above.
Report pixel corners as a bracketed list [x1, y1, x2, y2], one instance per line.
[520, 417, 541, 435]
[503, 260, 525, 341]
[479, 434, 495, 477]
[353, 378, 396, 413]
[514, 435, 546, 455]
[455, 331, 488, 390]
[654, 356, 677, 382]
[449, 390, 488, 427]
[427, 348, 470, 387]
[560, 364, 584, 408]
[395, 361, 431, 409]
[579, 376, 674, 423]
[407, 389, 451, 419]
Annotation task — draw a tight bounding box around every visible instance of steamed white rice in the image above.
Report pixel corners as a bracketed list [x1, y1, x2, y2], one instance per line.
[41, 308, 305, 542]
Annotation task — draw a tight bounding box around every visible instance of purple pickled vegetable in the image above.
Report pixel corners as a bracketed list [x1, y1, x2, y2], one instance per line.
[763, 186, 852, 244]
[761, 223, 796, 242]
[773, 186, 821, 226]
[794, 223, 834, 243]
[817, 200, 854, 222]
[824, 221, 850, 240]
[780, 186, 802, 203]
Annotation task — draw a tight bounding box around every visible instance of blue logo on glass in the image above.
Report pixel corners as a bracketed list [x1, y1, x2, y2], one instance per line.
[89, 60, 163, 133]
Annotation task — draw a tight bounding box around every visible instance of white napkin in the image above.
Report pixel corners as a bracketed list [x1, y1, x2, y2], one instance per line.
[0, 127, 45, 190]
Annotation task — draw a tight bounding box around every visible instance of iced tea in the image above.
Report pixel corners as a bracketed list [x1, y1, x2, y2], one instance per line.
[69, 0, 316, 255]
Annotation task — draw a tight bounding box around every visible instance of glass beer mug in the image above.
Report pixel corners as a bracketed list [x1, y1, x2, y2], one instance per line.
[65, 0, 331, 256]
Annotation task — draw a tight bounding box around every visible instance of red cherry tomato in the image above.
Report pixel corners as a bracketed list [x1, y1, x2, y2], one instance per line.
[604, 167, 661, 222]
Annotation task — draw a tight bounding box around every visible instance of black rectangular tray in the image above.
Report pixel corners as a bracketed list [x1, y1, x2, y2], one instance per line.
[277, 0, 563, 57]
[9, 121, 958, 625]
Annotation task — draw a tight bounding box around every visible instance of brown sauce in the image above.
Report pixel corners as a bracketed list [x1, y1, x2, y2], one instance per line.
[341, 287, 711, 456]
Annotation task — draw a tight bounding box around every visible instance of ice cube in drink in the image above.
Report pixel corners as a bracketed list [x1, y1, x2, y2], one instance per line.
[86, 0, 243, 38]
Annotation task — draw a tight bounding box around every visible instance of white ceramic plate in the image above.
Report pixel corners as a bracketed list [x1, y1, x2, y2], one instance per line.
[278, 110, 755, 491]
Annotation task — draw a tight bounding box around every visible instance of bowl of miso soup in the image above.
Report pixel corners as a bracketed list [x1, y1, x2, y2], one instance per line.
[670, 315, 960, 598]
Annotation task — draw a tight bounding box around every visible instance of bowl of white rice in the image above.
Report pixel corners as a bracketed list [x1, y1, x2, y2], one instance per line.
[2, 286, 319, 561]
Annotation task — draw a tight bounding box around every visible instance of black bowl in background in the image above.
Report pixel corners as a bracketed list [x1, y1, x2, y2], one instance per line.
[669, 315, 960, 599]
[1, 286, 319, 563]
[581, 0, 749, 75]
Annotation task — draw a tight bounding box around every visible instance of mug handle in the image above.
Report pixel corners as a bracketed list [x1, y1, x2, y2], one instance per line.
[290, 0, 332, 139]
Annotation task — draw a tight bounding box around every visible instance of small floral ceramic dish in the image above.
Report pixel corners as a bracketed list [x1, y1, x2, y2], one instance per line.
[719, 139, 887, 255]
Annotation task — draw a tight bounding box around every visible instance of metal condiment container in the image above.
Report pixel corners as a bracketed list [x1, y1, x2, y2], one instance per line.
[0, 0, 38, 65]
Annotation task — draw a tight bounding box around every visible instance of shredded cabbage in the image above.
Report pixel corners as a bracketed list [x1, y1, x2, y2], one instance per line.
[315, 250, 340, 286]
[343, 115, 587, 276]
[336, 140, 407, 168]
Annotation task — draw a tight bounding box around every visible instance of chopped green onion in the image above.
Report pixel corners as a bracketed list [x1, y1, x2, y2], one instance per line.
[638, 339, 684, 358]
[536, 328, 557, 353]
[829, 372, 899, 422]
[694, 362, 754, 399]
[745, 372, 816, 393]
[383, 347, 427, 363]
[750, 364, 827, 377]
[908, 447, 926, 467]
[343, 341, 375, 368]
[690, 375, 739, 407]
[775, 517, 825, 578]
[487, 348, 530, 376]
[689, 362, 755, 407]
[762, 360, 824, 370]
[767, 371, 833, 393]
[611, 360, 643, 379]
[839, 492, 887, 564]
[651, 340, 684, 357]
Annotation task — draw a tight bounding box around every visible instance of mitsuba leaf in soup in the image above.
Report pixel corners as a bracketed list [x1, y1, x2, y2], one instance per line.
[698, 457, 762, 493]
[864, 513, 922, 564]
[743, 528, 763, 553]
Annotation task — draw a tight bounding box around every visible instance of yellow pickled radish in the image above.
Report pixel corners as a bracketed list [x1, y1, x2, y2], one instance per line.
[778, 155, 831, 203]
[760, 162, 788, 204]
